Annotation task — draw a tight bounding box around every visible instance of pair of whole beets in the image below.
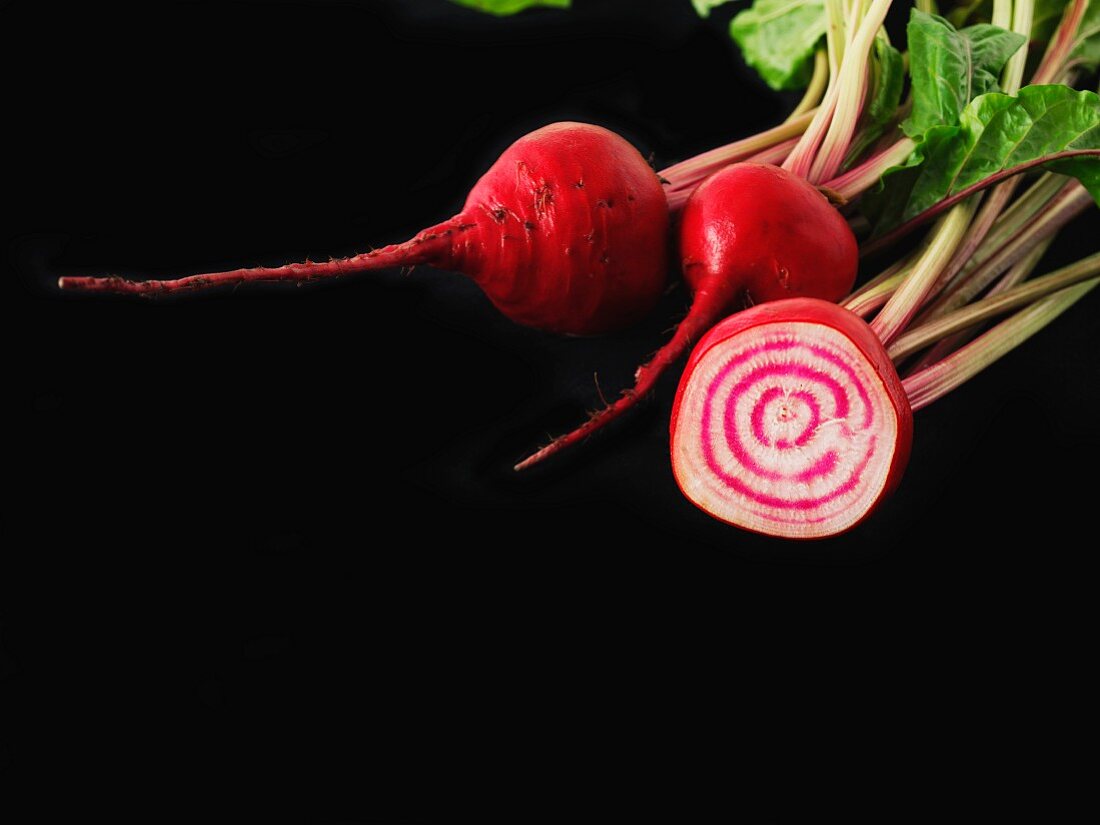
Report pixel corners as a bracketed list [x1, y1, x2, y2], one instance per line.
[62, 122, 858, 470]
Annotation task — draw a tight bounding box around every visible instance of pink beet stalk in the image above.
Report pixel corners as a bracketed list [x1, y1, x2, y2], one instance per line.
[821, 137, 916, 201]
[886, 251, 1100, 362]
[846, 171, 1069, 321]
[660, 113, 814, 211]
[782, 0, 848, 180]
[807, 0, 894, 183]
[905, 238, 1054, 373]
[917, 181, 1093, 320]
[1032, 0, 1089, 85]
[902, 275, 1099, 410]
[870, 200, 980, 346]
[783, 85, 840, 180]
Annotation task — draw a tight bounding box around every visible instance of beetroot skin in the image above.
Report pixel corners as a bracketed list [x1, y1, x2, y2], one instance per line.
[61, 122, 670, 337]
[679, 162, 857, 305]
[444, 122, 670, 334]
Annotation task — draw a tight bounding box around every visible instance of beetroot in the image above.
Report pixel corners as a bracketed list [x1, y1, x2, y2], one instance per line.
[680, 163, 856, 305]
[59, 122, 669, 337]
[670, 299, 912, 539]
[516, 162, 857, 469]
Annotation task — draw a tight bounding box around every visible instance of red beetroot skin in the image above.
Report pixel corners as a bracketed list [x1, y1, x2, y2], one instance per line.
[679, 163, 857, 304]
[516, 162, 857, 470]
[60, 122, 669, 337]
[670, 298, 913, 538]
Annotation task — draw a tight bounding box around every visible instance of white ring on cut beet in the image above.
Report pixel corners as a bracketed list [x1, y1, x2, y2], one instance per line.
[672, 321, 901, 539]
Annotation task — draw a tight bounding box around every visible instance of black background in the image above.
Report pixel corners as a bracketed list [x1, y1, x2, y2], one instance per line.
[4, 1, 1096, 820]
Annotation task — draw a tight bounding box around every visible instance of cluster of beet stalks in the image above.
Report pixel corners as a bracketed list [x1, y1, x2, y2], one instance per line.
[60, 0, 1099, 539]
[661, 0, 1098, 537]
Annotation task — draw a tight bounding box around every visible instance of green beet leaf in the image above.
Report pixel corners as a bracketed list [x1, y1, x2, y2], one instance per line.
[449, 0, 570, 15]
[693, 0, 735, 17]
[729, 0, 826, 91]
[903, 9, 1026, 141]
[867, 35, 905, 132]
[867, 85, 1100, 234]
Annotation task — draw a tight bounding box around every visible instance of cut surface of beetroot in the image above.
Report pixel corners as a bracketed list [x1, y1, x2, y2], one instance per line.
[670, 299, 911, 539]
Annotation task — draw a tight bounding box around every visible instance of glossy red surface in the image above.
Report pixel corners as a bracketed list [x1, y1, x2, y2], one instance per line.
[454, 121, 669, 335]
[679, 162, 857, 305]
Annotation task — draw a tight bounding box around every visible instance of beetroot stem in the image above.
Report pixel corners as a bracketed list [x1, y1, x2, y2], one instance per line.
[808, 0, 894, 183]
[902, 277, 1099, 411]
[917, 181, 1092, 321]
[1032, 0, 1089, 85]
[786, 49, 829, 121]
[845, 172, 1080, 321]
[782, 0, 847, 180]
[870, 199, 978, 346]
[1001, 0, 1033, 92]
[822, 138, 916, 201]
[659, 112, 815, 212]
[888, 251, 1100, 361]
[911, 177, 1022, 317]
[905, 236, 1054, 373]
[972, 173, 1067, 261]
[843, 253, 913, 307]
[844, 269, 908, 317]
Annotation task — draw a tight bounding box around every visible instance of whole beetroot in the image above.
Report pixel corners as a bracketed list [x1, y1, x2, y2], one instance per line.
[61, 122, 669, 336]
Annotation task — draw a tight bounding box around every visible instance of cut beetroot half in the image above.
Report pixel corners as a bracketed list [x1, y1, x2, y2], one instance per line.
[670, 298, 913, 539]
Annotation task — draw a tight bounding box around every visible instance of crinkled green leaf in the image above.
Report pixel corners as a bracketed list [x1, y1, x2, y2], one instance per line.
[866, 84, 1100, 233]
[449, 0, 570, 15]
[693, 0, 735, 17]
[903, 9, 1026, 141]
[1069, 0, 1100, 70]
[729, 0, 825, 90]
